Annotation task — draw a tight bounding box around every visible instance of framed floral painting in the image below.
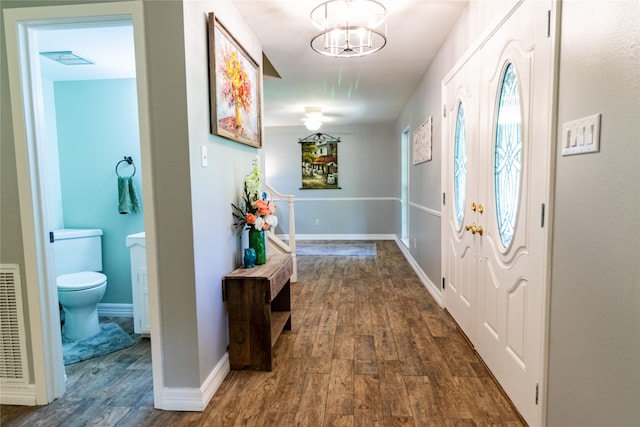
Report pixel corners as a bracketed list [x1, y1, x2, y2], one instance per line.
[413, 116, 432, 164]
[208, 13, 262, 148]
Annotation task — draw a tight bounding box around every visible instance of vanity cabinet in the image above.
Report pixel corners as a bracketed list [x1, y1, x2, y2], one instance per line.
[126, 232, 150, 335]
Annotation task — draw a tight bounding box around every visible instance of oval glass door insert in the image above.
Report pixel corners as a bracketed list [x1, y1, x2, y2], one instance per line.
[454, 101, 467, 229]
[494, 62, 522, 248]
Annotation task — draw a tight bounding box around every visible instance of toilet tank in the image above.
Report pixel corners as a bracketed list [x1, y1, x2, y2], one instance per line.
[52, 229, 103, 276]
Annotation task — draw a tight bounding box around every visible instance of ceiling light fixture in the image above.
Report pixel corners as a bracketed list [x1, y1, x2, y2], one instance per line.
[310, 0, 387, 58]
[304, 106, 324, 131]
[304, 119, 323, 131]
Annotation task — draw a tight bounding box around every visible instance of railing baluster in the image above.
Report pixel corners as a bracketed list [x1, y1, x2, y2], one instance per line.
[266, 184, 297, 282]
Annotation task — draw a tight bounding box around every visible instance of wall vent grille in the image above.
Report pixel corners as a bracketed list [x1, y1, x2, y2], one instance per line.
[0, 264, 29, 385]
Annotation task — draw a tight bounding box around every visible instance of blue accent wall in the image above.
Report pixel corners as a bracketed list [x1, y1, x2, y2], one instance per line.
[54, 78, 144, 304]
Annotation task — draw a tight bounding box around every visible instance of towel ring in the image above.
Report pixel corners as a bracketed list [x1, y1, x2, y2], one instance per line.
[116, 156, 136, 177]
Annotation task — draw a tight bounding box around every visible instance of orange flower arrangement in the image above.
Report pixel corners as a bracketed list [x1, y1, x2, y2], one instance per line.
[219, 49, 253, 112]
[231, 159, 278, 232]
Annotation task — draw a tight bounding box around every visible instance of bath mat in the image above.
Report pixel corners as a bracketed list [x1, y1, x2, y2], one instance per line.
[296, 242, 377, 256]
[62, 323, 135, 365]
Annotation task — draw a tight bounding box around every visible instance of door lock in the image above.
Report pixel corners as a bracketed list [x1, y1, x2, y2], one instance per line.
[471, 202, 484, 214]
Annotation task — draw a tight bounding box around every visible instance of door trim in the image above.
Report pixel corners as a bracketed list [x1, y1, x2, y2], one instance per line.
[4, 1, 163, 406]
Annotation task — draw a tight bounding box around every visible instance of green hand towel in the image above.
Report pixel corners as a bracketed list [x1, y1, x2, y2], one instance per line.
[118, 176, 141, 214]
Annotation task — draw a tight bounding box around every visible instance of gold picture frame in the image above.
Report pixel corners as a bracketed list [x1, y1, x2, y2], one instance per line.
[208, 13, 262, 148]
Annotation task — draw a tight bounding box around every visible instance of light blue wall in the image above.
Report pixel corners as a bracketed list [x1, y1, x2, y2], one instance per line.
[42, 78, 64, 230]
[54, 78, 144, 304]
[264, 123, 398, 237]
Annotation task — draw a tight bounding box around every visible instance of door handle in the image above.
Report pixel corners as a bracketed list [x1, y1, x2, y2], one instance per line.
[471, 202, 477, 212]
[465, 223, 484, 236]
[477, 204, 484, 214]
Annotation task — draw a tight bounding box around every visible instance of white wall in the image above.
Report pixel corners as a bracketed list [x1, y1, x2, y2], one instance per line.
[181, 0, 264, 385]
[264, 123, 397, 237]
[141, 0, 264, 392]
[547, 1, 640, 425]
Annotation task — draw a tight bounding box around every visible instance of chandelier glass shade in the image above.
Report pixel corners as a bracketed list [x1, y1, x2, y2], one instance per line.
[310, 0, 387, 58]
[303, 106, 323, 131]
[304, 119, 322, 131]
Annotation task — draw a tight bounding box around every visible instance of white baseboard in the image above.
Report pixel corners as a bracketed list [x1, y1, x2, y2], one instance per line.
[200, 352, 230, 407]
[97, 303, 133, 318]
[394, 238, 443, 307]
[0, 383, 37, 405]
[290, 234, 397, 241]
[156, 353, 230, 411]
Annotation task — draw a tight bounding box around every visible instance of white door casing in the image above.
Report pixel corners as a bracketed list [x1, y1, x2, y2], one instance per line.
[3, 1, 162, 406]
[442, 1, 556, 425]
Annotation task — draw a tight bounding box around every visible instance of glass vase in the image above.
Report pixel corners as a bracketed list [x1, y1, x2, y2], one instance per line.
[248, 228, 266, 265]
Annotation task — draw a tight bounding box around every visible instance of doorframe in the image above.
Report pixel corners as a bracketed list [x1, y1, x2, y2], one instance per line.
[401, 126, 411, 247]
[4, 1, 163, 406]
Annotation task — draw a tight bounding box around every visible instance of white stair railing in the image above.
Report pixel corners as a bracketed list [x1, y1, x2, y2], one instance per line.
[266, 184, 297, 282]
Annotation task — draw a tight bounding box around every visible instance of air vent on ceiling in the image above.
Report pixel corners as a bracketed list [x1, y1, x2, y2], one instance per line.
[40, 50, 94, 65]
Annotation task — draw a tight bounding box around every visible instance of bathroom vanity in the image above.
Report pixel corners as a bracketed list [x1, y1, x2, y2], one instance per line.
[126, 232, 149, 335]
[223, 254, 293, 371]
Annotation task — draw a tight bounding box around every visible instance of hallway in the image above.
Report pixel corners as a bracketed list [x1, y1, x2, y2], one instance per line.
[1, 241, 524, 426]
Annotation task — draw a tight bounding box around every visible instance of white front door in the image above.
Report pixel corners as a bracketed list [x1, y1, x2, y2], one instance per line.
[442, 1, 555, 425]
[443, 54, 480, 343]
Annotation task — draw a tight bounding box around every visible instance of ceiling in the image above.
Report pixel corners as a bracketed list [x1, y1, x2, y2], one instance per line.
[235, 0, 467, 127]
[37, 24, 136, 82]
[37, 0, 467, 128]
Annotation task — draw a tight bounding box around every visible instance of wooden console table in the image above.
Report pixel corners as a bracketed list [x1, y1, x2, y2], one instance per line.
[223, 254, 293, 371]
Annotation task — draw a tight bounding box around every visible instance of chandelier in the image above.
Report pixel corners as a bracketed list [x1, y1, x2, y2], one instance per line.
[310, 0, 387, 58]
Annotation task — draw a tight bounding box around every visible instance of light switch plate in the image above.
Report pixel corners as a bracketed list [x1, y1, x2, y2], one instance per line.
[201, 145, 208, 167]
[561, 113, 601, 156]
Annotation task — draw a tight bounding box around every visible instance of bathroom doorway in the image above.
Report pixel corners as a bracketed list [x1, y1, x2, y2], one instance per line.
[4, 2, 163, 406]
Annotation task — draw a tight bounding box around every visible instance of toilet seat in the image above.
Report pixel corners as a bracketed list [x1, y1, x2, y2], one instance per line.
[57, 271, 106, 291]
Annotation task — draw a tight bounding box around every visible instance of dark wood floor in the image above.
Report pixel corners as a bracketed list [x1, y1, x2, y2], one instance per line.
[1, 241, 525, 426]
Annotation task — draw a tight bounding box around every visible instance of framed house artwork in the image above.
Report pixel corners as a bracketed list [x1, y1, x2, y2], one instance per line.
[413, 116, 432, 164]
[299, 133, 341, 190]
[208, 13, 262, 148]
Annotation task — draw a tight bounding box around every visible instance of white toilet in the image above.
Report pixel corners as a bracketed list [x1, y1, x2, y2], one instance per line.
[53, 229, 107, 340]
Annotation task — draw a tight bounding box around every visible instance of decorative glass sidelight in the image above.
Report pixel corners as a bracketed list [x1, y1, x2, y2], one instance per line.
[494, 63, 522, 248]
[454, 101, 467, 229]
